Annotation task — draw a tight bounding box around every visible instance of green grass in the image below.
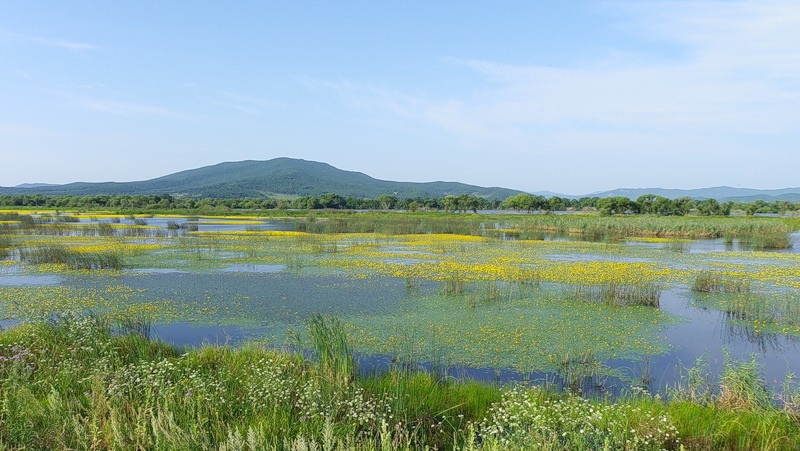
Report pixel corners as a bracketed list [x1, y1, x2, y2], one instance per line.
[3, 314, 800, 449]
[306, 313, 356, 386]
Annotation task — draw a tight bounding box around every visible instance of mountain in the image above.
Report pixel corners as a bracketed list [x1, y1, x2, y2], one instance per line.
[3, 160, 798, 201]
[0, 158, 522, 200]
[15, 183, 59, 189]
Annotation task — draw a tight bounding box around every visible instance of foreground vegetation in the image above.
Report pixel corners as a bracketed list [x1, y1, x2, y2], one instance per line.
[2, 314, 800, 450]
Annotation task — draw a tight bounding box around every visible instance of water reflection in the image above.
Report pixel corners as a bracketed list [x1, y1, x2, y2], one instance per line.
[719, 311, 797, 353]
[147, 323, 258, 347]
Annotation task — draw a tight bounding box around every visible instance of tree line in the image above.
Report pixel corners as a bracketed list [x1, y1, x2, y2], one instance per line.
[0, 193, 498, 213]
[500, 193, 799, 215]
[0, 193, 797, 215]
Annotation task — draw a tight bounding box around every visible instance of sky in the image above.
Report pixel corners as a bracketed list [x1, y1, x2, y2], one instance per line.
[1, 1, 798, 195]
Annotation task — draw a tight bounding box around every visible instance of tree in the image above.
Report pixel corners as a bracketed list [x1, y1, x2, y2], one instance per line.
[376, 194, 398, 210]
[696, 198, 720, 216]
[597, 196, 634, 215]
[442, 195, 459, 213]
[501, 193, 545, 212]
[546, 196, 567, 212]
[672, 197, 694, 216]
[636, 194, 657, 214]
[319, 193, 344, 209]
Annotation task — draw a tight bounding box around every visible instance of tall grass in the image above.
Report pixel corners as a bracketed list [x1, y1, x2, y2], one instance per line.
[0, 236, 10, 260]
[20, 245, 123, 270]
[551, 351, 604, 394]
[466, 280, 517, 307]
[692, 271, 751, 294]
[291, 212, 794, 248]
[440, 276, 466, 296]
[307, 313, 356, 385]
[574, 283, 661, 307]
[2, 315, 800, 449]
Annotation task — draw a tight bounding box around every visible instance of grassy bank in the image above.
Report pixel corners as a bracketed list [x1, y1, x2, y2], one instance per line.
[2, 315, 799, 450]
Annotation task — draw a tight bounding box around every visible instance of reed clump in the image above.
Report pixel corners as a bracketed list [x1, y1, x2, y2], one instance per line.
[440, 276, 466, 296]
[20, 246, 123, 270]
[692, 272, 751, 294]
[553, 351, 603, 394]
[307, 313, 355, 386]
[466, 280, 516, 307]
[574, 283, 661, 307]
[0, 236, 10, 260]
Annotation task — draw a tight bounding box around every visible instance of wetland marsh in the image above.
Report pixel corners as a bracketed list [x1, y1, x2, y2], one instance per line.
[1, 210, 799, 392]
[3, 209, 800, 449]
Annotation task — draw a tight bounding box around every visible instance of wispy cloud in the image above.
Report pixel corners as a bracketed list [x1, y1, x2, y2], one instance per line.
[81, 99, 184, 118]
[1, 29, 100, 51]
[206, 91, 283, 115]
[317, 0, 800, 143]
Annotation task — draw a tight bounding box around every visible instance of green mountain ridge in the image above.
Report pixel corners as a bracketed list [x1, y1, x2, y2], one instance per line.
[4, 158, 799, 202]
[0, 158, 521, 200]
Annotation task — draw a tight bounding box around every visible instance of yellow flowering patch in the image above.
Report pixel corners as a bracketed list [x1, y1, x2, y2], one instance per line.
[188, 230, 310, 237]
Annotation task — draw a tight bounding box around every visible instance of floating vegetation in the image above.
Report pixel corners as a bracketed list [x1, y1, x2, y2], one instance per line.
[694, 292, 800, 336]
[0, 210, 799, 396]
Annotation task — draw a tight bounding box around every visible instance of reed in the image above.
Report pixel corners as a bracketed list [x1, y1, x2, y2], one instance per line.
[440, 276, 466, 296]
[20, 245, 123, 270]
[692, 271, 751, 294]
[574, 283, 661, 307]
[307, 313, 355, 385]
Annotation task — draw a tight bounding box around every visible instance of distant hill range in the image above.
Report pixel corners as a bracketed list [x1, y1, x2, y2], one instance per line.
[2, 158, 798, 202]
[0, 158, 521, 200]
[534, 187, 800, 203]
[588, 187, 800, 202]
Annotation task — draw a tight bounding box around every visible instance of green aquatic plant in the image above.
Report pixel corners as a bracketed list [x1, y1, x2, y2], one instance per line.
[718, 353, 771, 411]
[574, 283, 661, 308]
[20, 245, 123, 270]
[671, 355, 713, 403]
[440, 276, 466, 296]
[307, 313, 355, 386]
[692, 271, 751, 294]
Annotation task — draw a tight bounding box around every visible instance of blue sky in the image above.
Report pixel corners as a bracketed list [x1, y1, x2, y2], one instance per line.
[1, 1, 798, 194]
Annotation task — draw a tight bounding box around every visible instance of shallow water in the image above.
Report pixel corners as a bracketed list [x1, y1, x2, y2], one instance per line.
[2, 220, 798, 395]
[150, 322, 257, 347]
[350, 288, 800, 395]
[0, 274, 64, 286]
[650, 290, 800, 392]
[220, 264, 286, 273]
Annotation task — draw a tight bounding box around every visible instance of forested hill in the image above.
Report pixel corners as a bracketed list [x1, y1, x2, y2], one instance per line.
[0, 158, 522, 200]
